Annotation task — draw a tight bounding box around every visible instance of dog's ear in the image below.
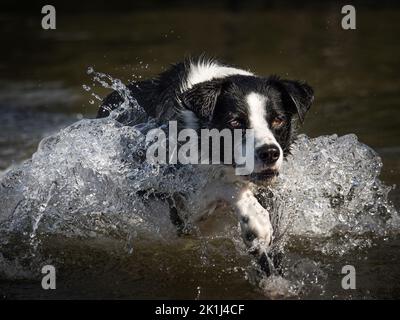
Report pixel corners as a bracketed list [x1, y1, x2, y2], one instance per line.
[279, 80, 314, 123]
[179, 79, 224, 121]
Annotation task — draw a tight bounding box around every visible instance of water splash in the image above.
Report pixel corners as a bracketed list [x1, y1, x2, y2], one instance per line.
[265, 134, 399, 251]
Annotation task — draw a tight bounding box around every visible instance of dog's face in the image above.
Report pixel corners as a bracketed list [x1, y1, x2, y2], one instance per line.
[181, 75, 314, 184]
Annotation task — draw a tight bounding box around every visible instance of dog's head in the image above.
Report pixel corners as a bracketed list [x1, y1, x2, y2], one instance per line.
[180, 75, 314, 184]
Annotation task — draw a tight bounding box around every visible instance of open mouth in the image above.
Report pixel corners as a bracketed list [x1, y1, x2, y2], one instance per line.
[248, 169, 279, 182]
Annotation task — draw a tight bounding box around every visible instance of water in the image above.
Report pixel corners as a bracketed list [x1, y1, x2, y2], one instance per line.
[1, 4, 400, 299]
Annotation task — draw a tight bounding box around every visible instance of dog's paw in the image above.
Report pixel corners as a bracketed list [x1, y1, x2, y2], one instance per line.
[240, 209, 273, 249]
[234, 189, 273, 250]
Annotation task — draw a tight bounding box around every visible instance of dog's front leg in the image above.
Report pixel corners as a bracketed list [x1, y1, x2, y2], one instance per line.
[234, 189, 273, 252]
[234, 189, 275, 275]
[196, 182, 275, 275]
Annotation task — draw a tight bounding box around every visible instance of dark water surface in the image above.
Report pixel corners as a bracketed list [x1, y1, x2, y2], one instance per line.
[0, 4, 399, 299]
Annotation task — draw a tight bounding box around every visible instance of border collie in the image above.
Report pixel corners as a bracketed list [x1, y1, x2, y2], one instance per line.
[97, 57, 314, 274]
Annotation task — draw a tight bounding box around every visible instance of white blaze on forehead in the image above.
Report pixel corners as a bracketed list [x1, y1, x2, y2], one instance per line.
[181, 60, 253, 92]
[246, 92, 283, 171]
[246, 92, 279, 148]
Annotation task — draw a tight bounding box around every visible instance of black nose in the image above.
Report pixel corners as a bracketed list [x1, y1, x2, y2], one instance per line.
[256, 144, 280, 164]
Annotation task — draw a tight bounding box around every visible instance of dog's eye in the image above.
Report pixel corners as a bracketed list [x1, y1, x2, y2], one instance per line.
[229, 119, 243, 128]
[271, 116, 285, 128]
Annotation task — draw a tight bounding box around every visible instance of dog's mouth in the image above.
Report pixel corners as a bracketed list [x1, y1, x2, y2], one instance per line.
[246, 169, 279, 183]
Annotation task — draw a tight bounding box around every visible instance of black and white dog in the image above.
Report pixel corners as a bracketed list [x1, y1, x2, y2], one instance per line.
[98, 57, 314, 273]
